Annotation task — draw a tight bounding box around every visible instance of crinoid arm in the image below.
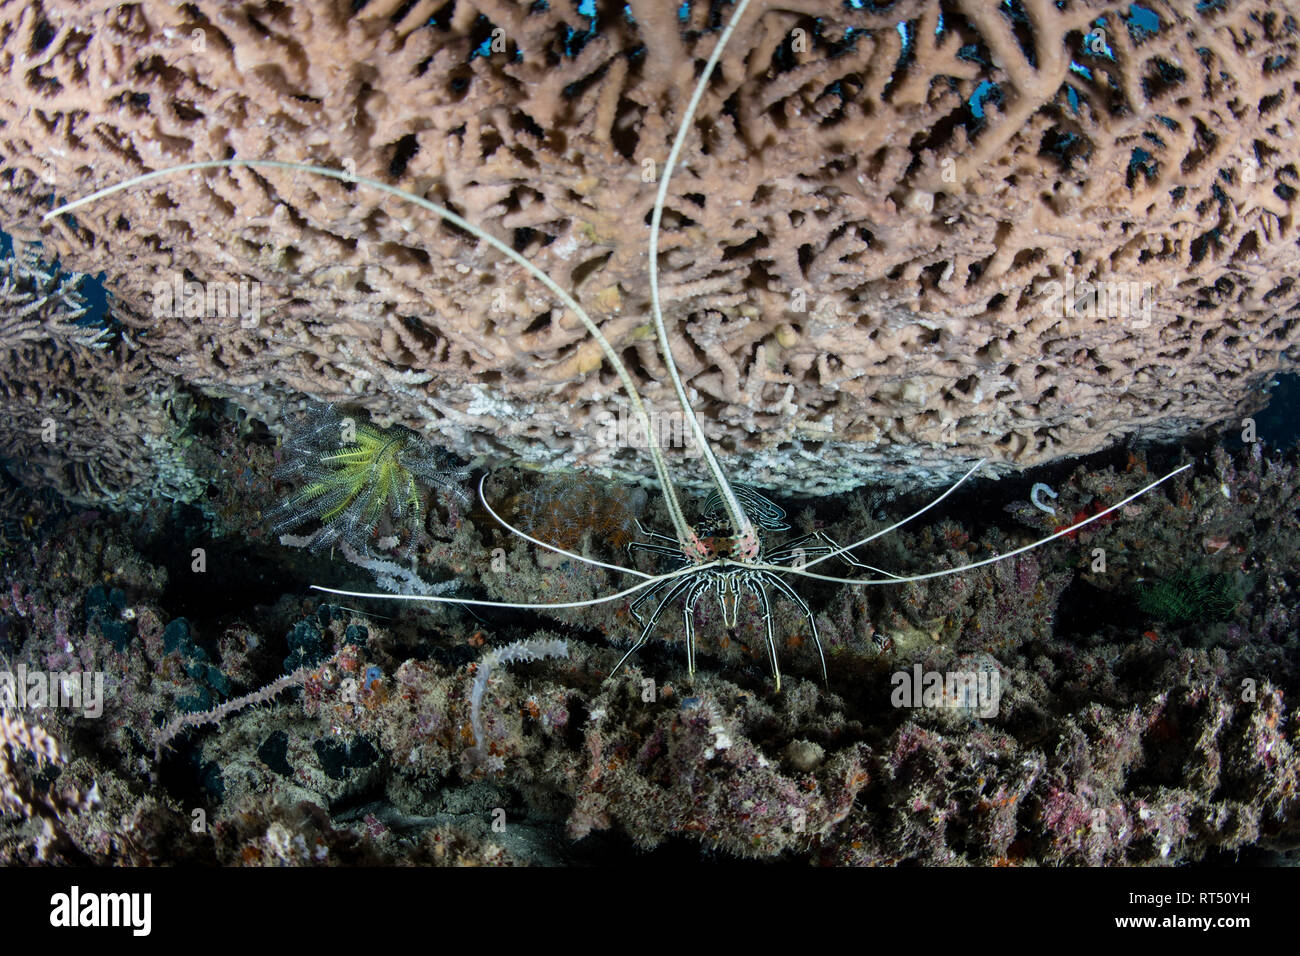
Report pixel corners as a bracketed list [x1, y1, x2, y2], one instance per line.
[266, 403, 466, 564]
[404, 446, 472, 506]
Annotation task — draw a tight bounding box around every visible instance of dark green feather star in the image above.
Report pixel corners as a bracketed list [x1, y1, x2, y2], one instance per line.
[1137, 570, 1241, 625]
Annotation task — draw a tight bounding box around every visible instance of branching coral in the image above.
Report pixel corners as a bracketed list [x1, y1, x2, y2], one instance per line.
[4, 1, 1299, 492]
[0, 709, 96, 861]
[0, 229, 219, 508]
[0, 241, 203, 508]
[0, 240, 113, 351]
[0, 338, 204, 507]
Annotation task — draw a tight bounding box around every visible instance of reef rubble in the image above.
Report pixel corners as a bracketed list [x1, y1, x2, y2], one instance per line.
[1, 421, 1295, 865]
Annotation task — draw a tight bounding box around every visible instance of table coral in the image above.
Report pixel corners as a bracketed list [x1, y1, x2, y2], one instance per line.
[2, 1, 1298, 493]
